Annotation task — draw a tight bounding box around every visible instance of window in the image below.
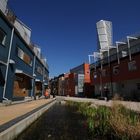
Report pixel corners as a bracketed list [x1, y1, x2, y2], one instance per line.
[94, 72, 97, 79]
[16, 47, 32, 66]
[122, 51, 127, 57]
[0, 67, 5, 86]
[17, 47, 24, 59]
[44, 73, 48, 80]
[102, 69, 107, 77]
[36, 66, 43, 75]
[0, 28, 6, 46]
[128, 61, 137, 71]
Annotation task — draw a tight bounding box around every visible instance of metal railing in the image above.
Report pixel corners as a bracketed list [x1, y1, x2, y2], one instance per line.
[30, 43, 49, 70]
[91, 44, 140, 68]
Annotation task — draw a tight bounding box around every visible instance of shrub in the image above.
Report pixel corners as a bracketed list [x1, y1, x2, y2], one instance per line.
[66, 100, 140, 139]
[110, 103, 140, 139]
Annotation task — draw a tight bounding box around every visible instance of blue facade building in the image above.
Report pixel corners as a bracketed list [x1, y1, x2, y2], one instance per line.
[0, 6, 49, 102]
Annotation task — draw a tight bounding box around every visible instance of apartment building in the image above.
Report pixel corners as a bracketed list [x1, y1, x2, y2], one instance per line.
[90, 36, 140, 101]
[70, 63, 91, 97]
[49, 63, 94, 98]
[0, 4, 49, 102]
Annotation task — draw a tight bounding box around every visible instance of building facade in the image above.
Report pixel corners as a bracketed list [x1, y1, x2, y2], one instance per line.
[50, 63, 94, 97]
[90, 36, 140, 101]
[49, 63, 93, 98]
[0, 5, 49, 102]
[70, 63, 91, 97]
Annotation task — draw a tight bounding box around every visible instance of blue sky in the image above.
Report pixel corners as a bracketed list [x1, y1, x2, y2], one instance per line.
[8, 0, 140, 77]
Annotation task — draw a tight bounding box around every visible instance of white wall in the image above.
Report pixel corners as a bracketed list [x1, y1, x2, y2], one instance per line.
[96, 20, 113, 51]
[0, 0, 8, 14]
[14, 19, 31, 45]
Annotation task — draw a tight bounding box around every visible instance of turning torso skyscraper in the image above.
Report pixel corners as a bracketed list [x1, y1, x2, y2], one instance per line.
[96, 20, 113, 52]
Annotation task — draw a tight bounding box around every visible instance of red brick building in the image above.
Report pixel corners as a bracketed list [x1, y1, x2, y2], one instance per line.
[50, 63, 94, 98]
[68, 63, 94, 97]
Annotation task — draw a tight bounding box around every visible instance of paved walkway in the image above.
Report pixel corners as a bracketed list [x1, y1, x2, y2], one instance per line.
[60, 96, 140, 112]
[0, 98, 54, 126]
[0, 96, 139, 127]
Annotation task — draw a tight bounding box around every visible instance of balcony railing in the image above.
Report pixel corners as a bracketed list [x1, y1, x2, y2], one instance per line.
[30, 43, 49, 70]
[91, 43, 140, 68]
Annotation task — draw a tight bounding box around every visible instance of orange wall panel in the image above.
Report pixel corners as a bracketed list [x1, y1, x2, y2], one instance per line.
[84, 63, 90, 83]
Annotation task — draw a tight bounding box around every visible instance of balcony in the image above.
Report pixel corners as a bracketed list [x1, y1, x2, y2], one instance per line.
[90, 41, 140, 69]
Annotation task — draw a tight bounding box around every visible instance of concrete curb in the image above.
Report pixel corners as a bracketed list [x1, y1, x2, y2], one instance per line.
[0, 99, 56, 140]
[0, 99, 33, 107]
[60, 96, 140, 112]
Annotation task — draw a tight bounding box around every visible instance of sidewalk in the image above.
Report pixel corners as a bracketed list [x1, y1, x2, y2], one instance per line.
[0, 98, 54, 126]
[62, 96, 140, 112]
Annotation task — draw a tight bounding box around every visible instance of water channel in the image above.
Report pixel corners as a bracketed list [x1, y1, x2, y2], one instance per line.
[15, 102, 92, 140]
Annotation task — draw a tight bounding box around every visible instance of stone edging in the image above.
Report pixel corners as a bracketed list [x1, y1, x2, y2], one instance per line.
[0, 99, 56, 140]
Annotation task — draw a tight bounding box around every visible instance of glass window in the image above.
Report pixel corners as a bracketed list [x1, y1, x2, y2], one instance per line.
[0, 28, 6, 46]
[17, 47, 24, 59]
[128, 61, 137, 71]
[44, 73, 48, 80]
[102, 69, 107, 77]
[0, 66, 5, 86]
[16, 46, 32, 66]
[121, 51, 127, 57]
[36, 66, 43, 75]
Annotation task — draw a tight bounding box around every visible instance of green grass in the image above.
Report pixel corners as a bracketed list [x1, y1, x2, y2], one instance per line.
[66, 101, 140, 140]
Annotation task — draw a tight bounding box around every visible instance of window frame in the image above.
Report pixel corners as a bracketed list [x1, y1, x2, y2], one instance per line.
[128, 60, 137, 71]
[36, 65, 43, 75]
[16, 46, 33, 67]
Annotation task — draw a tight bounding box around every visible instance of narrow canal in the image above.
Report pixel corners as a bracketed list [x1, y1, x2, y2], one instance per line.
[15, 102, 91, 140]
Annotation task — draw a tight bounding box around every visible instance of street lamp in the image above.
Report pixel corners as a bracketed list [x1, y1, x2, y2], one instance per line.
[90, 51, 103, 97]
[100, 48, 110, 65]
[100, 46, 115, 97]
[93, 51, 103, 97]
[127, 36, 138, 61]
[100, 45, 116, 66]
[116, 41, 126, 64]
